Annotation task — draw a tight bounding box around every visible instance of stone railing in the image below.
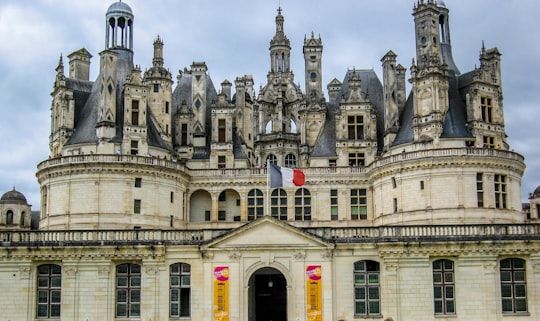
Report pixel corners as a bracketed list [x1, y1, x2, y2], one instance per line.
[2, 224, 539, 247]
[37, 148, 521, 180]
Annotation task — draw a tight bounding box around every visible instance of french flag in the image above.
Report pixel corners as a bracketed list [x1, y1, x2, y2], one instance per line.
[269, 164, 305, 188]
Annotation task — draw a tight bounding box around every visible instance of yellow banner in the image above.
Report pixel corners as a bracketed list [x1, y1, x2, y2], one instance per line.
[306, 265, 322, 321]
[214, 266, 229, 321]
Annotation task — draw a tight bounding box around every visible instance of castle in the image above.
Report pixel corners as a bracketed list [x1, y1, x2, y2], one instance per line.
[1, 1, 539, 320]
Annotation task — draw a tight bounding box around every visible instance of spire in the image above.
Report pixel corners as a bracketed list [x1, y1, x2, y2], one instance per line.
[56, 54, 64, 74]
[269, 6, 291, 74]
[153, 35, 164, 68]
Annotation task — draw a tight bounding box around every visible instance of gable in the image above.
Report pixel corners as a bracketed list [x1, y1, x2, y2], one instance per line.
[202, 216, 332, 250]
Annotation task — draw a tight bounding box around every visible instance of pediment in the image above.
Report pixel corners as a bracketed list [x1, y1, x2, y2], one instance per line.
[201, 216, 332, 250]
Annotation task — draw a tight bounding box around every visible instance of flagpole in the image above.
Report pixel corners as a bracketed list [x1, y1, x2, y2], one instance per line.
[266, 164, 270, 217]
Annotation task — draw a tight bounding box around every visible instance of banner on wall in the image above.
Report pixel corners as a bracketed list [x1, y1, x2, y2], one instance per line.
[214, 266, 229, 321]
[306, 265, 322, 321]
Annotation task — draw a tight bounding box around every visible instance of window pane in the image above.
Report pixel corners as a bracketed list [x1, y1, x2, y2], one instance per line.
[131, 290, 141, 302]
[51, 276, 62, 287]
[180, 288, 191, 317]
[130, 303, 140, 317]
[355, 287, 365, 300]
[368, 274, 379, 284]
[515, 298, 527, 312]
[170, 264, 180, 274]
[500, 271, 511, 282]
[37, 305, 49, 317]
[513, 259, 525, 269]
[369, 301, 380, 314]
[500, 259, 511, 269]
[433, 260, 441, 270]
[131, 277, 141, 287]
[116, 304, 127, 317]
[433, 273, 442, 283]
[434, 286, 442, 299]
[171, 276, 180, 286]
[354, 274, 365, 284]
[501, 298, 513, 312]
[130, 264, 141, 274]
[444, 272, 453, 283]
[445, 286, 454, 299]
[515, 284, 526, 297]
[444, 260, 453, 270]
[51, 290, 61, 303]
[368, 287, 379, 299]
[38, 291, 49, 303]
[434, 300, 443, 314]
[355, 301, 366, 315]
[51, 304, 61, 317]
[170, 289, 179, 301]
[501, 285, 512, 298]
[117, 277, 128, 287]
[181, 275, 191, 286]
[514, 271, 525, 282]
[38, 277, 49, 288]
[446, 300, 455, 313]
[354, 261, 365, 271]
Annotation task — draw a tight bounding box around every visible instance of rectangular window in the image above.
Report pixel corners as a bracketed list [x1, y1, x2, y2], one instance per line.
[205, 210, 211, 221]
[134, 178, 142, 188]
[349, 153, 365, 167]
[483, 136, 495, 148]
[170, 191, 174, 203]
[170, 263, 191, 317]
[130, 140, 138, 155]
[218, 211, 226, 221]
[348, 115, 364, 140]
[393, 198, 398, 213]
[134, 199, 141, 214]
[350, 189, 367, 220]
[37, 264, 62, 318]
[330, 189, 338, 220]
[420, 180, 425, 190]
[354, 260, 380, 316]
[494, 174, 507, 209]
[476, 173, 484, 208]
[180, 124, 188, 146]
[116, 263, 141, 318]
[500, 258, 527, 313]
[154, 83, 159, 92]
[481, 96, 493, 123]
[132, 100, 139, 126]
[218, 156, 226, 169]
[433, 259, 455, 315]
[165, 101, 170, 114]
[218, 119, 226, 143]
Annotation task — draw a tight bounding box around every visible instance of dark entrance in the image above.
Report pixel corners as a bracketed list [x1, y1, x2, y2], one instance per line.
[249, 267, 287, 321]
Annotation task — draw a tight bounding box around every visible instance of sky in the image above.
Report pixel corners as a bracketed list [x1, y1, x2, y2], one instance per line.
[0, 0, 539, 209]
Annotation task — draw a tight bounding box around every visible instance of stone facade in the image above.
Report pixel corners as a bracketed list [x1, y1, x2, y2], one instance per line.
[1, 1, 540, 321]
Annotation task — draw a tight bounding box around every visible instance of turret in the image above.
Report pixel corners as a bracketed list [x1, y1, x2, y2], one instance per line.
[303, 32, 324, 100]
[269, 7, 291, 74]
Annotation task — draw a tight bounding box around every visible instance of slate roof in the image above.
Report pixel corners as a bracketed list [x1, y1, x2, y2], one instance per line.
[311, 69, 384, 157]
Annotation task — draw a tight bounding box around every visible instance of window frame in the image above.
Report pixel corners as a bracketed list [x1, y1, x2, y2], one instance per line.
[115, 263, 141, 318]
[37, 264, 62, 319]
[347, 115, 365, 140]
[500, 258, 527, 314]
[170, 263, 191, 318]
[247, 189, 264, 221]
[494, 174, 507, 209]
[354, 260, 381, 316]
[294, 188, 311, 221]
[350, 188, 367, 220]
[271, 188, 288, 220]
[432, 259, 456, 315]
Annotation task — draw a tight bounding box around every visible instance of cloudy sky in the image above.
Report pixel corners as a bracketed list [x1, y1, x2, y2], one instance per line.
[0, 0, 539, 208]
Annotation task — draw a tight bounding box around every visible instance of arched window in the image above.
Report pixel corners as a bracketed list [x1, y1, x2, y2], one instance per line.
[6, 210, 13, 225]
[247, 189, 264, 221]
[37, 264, 62, 318]
[170, 263, 191, 317]
[354, 260, 380, 316]
[500, 258, 527, 313]
[266, 154, 277, 166]
[433, 259, 455, 315]
[271, 188, 287, 220]
[284, 154, 297, 168]
[265, 120, 273, 133]
[20, 211, 26, 226]
[116, 263, 141, 318]
[294, 188, 311, 221]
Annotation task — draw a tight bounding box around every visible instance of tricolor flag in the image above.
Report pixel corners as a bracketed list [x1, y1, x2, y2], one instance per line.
[269, 163, 305, 188]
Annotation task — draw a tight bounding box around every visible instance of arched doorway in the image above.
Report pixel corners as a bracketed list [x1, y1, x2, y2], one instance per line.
[248, 267, 287, 321]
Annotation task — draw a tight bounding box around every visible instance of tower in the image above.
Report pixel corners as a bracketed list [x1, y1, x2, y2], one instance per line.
[303, 32, 323, 100]
[269, 7, 291, 75]
[410, 0, 450, 144]
[105, 1, 134, 51]
[67, 48, 92, 81]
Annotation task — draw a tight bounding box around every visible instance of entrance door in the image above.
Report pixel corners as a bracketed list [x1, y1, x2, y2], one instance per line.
[249, 267, 287, 321]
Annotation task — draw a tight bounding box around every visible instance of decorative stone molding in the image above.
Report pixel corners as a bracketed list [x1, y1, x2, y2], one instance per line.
[293, 251, 306, 260]
[228, 252, 242, 261]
